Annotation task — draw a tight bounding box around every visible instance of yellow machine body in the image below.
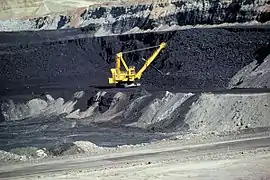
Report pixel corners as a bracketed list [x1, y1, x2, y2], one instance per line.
[108, 42, 166, 87]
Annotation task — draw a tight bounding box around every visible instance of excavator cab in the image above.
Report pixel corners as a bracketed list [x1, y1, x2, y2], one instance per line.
[129, 66, 136, 75]
[128, 66, 136, 79]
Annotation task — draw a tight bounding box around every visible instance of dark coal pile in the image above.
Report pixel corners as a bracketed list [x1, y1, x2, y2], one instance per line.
[1, 27, 270, 95]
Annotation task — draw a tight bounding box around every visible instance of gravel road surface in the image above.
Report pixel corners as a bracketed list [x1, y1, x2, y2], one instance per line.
[1, 134, 270, 179]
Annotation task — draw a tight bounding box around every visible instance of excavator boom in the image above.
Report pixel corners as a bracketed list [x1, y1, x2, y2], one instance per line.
[135, 42, 166, 80]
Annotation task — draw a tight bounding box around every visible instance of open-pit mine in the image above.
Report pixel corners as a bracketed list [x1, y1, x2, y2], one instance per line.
[0, 0, 270, 179]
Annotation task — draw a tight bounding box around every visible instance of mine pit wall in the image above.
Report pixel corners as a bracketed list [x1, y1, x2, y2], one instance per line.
[1, 0, 270, 32]
[82, 0, 270, 34]
[1, 27, 270, 97]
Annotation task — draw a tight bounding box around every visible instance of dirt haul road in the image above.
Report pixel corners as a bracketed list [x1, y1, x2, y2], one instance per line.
[1, 132, 270, 180]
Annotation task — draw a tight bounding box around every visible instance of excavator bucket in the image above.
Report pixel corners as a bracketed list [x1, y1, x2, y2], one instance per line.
[116, 82, 141, 88]
[124, 82, 141, 88]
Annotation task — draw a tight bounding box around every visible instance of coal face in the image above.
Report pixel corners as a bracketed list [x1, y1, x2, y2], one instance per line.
[1, 27, 270, 96]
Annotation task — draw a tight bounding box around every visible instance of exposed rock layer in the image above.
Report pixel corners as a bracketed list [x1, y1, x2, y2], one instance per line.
[229, 53, 270, 88]
[0, 0, 270, 32]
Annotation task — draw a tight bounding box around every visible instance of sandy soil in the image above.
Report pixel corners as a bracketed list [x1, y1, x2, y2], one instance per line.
[0, 0, 154, 20]
[0, 0, 100, 20]
[60, 153, 270, 180]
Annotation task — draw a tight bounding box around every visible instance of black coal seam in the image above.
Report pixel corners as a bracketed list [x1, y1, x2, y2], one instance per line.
[1, 28, 270, 92]
[1, 25, 270, 47]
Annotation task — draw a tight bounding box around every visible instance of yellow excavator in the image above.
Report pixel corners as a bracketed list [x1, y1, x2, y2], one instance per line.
[108, 42, 166, 88]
